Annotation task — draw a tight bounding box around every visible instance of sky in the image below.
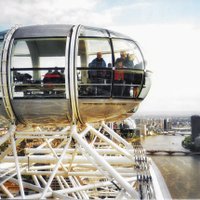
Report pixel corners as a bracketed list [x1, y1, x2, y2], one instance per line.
[1, 0, 200, 116]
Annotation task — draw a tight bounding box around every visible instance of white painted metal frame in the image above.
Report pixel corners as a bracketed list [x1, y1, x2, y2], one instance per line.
[0, 123, 160, 199]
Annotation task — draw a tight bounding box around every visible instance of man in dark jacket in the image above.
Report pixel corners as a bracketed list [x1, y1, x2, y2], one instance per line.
[88, 52, 107, 95]
[89, 52, 106, 68]
[88, 52, 106, 83]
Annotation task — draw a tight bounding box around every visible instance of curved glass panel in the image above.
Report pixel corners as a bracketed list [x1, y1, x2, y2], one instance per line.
[112, 69, 144, 98]
[77, 38, 112, 97]
[0, 40, 3, 53]
[80, 26, 108, 37]
[112, 39, 144, 70]
[109, 30, 131, 39]
[11, 38, 66, 98]
[138, 71, 152, 99]
[112, 39, 144, 99]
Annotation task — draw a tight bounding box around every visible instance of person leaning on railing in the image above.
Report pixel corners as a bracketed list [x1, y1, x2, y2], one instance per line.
[113, 59, 125, 96]
[88, 51, 106, 84]
[116, 52, 136, 97]
[87, 52, 107, 96]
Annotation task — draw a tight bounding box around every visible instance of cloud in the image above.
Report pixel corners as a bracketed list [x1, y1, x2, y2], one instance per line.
[104, 0, 200, 26]
[1, 0, 199, 29]
[1, 0, 200, 115]
[0, 0, 114, 28]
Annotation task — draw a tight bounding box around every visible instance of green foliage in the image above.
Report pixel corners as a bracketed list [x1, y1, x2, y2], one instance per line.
[182, 135, 194, 150]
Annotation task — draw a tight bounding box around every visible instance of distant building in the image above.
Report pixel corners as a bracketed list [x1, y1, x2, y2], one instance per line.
[191, 115, 200, 142]
[164, 118, 171, 131]
[140, 124, 147, 136]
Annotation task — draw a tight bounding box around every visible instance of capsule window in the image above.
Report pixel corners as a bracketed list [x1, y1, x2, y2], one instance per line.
[11, 38, 66, 99]
[112, 39, 145, 98]
[77, 38, 112, 98]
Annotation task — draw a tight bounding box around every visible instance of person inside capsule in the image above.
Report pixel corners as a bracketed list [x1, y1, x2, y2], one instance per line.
[113, 59, 125, 96]
[115, 51, 139, 97]
[88, 52, 106, 82]
[13, 71, 32, 96]
[43, 67, 65, 96]
[88, 51, 107, 95]
[115, 50, 134, 68]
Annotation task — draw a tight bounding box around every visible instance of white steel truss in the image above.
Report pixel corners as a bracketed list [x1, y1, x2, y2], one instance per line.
[0, 123, 164, 199]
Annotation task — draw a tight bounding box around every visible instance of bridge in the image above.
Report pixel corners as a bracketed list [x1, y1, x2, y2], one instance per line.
[146, 150, 200, 156]
[161, 131, 191, 136]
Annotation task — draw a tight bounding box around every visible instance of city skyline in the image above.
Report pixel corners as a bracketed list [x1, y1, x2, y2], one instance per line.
[1, 0, 200, 115]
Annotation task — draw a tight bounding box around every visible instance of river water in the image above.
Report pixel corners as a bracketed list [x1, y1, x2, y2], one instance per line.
[141, 135, 200, 199]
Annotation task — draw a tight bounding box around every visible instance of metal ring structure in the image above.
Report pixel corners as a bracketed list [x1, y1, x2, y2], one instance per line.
[68, 24, 83, 124]
[0, 26, 19, 123]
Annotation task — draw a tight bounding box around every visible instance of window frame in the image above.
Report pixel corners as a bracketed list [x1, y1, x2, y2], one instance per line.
[10, 37, 67, 99]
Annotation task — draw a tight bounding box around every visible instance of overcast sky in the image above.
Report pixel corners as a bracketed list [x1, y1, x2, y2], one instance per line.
[1, 0, 200, 116]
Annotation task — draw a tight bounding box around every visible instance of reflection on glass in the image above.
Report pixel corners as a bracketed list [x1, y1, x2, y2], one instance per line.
[12, 68, 65, 98]
[113, 39, 144, 70]
[109, 30, 130, 39]
[112, 69, 143, 98]
[77, 67, 144, 99]
[80, 26, 108, 37]
[78, 68, 112, 97]
[138, 71, 152, 99]
[78, 38, 112, 68]
[77, 37, 113, 97]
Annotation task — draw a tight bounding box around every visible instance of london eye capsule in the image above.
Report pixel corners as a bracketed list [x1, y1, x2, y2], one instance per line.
[0, 25, 151, 126]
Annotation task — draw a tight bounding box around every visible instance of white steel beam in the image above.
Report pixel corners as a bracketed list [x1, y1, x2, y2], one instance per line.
[15, 131, 69, 135]
[55, 177, 136, 195]
[44, 138, 68, 173]
[77, 145, 111, 179]
[87, 124, 135, 162]
[32, 175, 41, 187]
[0, 124, 159, 199]
[37, 175, 53, 193]
[60, 176, 78, 199]
[25, 148, 135, 154]
[3, 155, 135, 165]
[9, 177, 44, 193]
[72, 126, 139, 198]
[23, 171, 136, 177]
[56, 176, 65, 190]
[102, 121, 133, 149]
[40, 135, 72, 199]
[68, 176, 83, 199]
[10, 127, 25, 199]
[13, 192, 52, 200]
[0, 184, 14, 198]
[73, 176, 89, 199]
